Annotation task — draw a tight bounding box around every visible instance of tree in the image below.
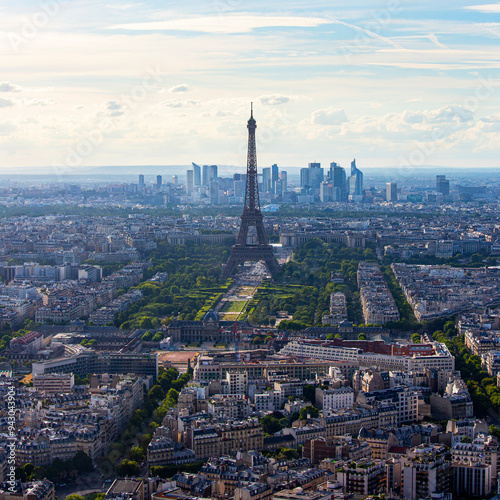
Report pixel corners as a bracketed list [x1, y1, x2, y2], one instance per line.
[116, 459, 140, 476]
[411, 333, 421, 344]
[72, 450, 93, 473]
[65, 496, 85, 500]
[471, 253, 483, 264]
[165, 388, 179, 406]
[326, 334, 334, 340]
[148, 384, 164, 401]
[129, 445, 146, 462]
[152, 332, 164, 342]
[139, 317, 154, 329]
[141, 331, 153, 341]
[299, 405, 319, 420]
[303, 385, 316, 403]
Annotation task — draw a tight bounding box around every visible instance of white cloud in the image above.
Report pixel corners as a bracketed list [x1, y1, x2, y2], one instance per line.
[258, 95, 291, 105]
[464, 3, 500, 13]
[0, 98, 14, 108]
[19, 98, 56, 107]
[104, 100, 125, 117]
[167, 84, 190, 93]
[311, 107, 348, 125]
[159, 99, 200, 108]
[108, 15, 332, 34]
[0, 82, 21, 92]
[0, 122, 16, 135]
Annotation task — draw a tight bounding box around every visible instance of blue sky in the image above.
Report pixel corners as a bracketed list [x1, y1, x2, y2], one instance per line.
[1, 0, 500, 172]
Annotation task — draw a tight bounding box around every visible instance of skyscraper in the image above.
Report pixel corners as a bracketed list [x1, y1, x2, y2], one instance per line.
[386, 182, 397, 202]
[279, 171, 287, 193]
[156, 175, 162, 189]
[186, 170, 194, 193]
[436, 175, 450, 195]
[209, 179, 219, 205]
[271, 163, 279, 191]
[262, 167, 271, 192]
[320, 181, 331, 202]
[308, 162, 324, 190]
[209, 165, 218, 183]
[138, 174, 145, 188]
[172, 175, 178, 186]
[331, 162, 347, 201]
[202, 164, 218, 186]
[300, 168, 310, 190]
[348, 159, 363, 197]
[192, 163, 201, 186]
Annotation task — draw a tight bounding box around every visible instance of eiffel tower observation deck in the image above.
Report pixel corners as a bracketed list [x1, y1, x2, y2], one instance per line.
[222, 105, 281, 280]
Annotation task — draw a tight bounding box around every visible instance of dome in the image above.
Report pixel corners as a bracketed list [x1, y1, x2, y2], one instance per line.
[203, 309, 219, 323]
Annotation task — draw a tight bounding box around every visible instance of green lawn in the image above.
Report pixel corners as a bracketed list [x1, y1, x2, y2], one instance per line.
[221, 300, 248, 313]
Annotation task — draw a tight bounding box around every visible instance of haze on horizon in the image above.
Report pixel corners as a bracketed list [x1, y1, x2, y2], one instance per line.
[1, 0, 500, 173]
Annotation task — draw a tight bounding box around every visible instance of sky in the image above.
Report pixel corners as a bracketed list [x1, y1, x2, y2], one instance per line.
[1, 0, 500, 174]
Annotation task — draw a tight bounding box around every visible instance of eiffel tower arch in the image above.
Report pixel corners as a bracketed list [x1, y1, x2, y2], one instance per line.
[222, 105, 281, 280]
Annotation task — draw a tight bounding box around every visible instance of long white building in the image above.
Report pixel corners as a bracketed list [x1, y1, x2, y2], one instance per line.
[279, 341, 361, 363]
[280, 340, 454, 373]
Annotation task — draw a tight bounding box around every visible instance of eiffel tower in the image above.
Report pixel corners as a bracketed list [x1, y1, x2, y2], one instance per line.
[222, 105, 281, 280]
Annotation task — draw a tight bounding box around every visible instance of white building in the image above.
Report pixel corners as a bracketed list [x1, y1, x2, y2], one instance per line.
[315, 386, 354, 411]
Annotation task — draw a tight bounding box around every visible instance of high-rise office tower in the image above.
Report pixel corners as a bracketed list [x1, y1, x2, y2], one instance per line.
[172, 175, 178, 186]
[186, 170, 194, 193]
[138, 174, 145, 188]
[209, 165, 218, 183]
[436, 175, 450, 195]
[156, 175, 162, 189]
[202, 165, 209, 186]
[271, 163, 279, 191]
[308, 162, 324, 190]
[300, 168, 310, 190]
[262, 167, 271, 192]
[209, 180, 219, 205]
[279, 171, 287, 193]
[386, 182, 398, 202]
[320, 181, 331, 202]
[234, 173, 246, 198]
[348, 159, 363, 196]
[274, 180, 283, 196]
[201, 164, 218, 186]
[192, 163, 201, 186]
[331, 162, 347, 201]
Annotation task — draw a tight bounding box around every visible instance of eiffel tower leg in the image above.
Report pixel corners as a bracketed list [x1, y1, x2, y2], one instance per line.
[222, 255, 241, 281]
[263, 255, 281, 280]
[255, 222, 268, 246]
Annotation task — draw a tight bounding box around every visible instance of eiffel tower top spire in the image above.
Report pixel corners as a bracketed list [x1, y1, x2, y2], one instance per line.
[244, 103, 260, 214]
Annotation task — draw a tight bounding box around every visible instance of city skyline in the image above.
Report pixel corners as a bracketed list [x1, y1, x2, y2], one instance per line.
[1, 1, 500, 171]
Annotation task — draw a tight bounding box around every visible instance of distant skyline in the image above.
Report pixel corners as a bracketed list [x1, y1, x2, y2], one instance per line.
[1, 1, 500, 171]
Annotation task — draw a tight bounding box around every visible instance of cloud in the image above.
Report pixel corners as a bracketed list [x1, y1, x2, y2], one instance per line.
[464, 3, 500, 13]
[167, 84, 190, 93]
[0, 82, 21, 93]
[311, 107, 349, 125]
[108, 15, 331, 34]
[104, 100, 125, 117]
[258, 95, 291, 106]
[159, 99, 200, 108]
[0, 122, 16, 135]
[19, 98, 56, 107]
[0, 98, 14, 108]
